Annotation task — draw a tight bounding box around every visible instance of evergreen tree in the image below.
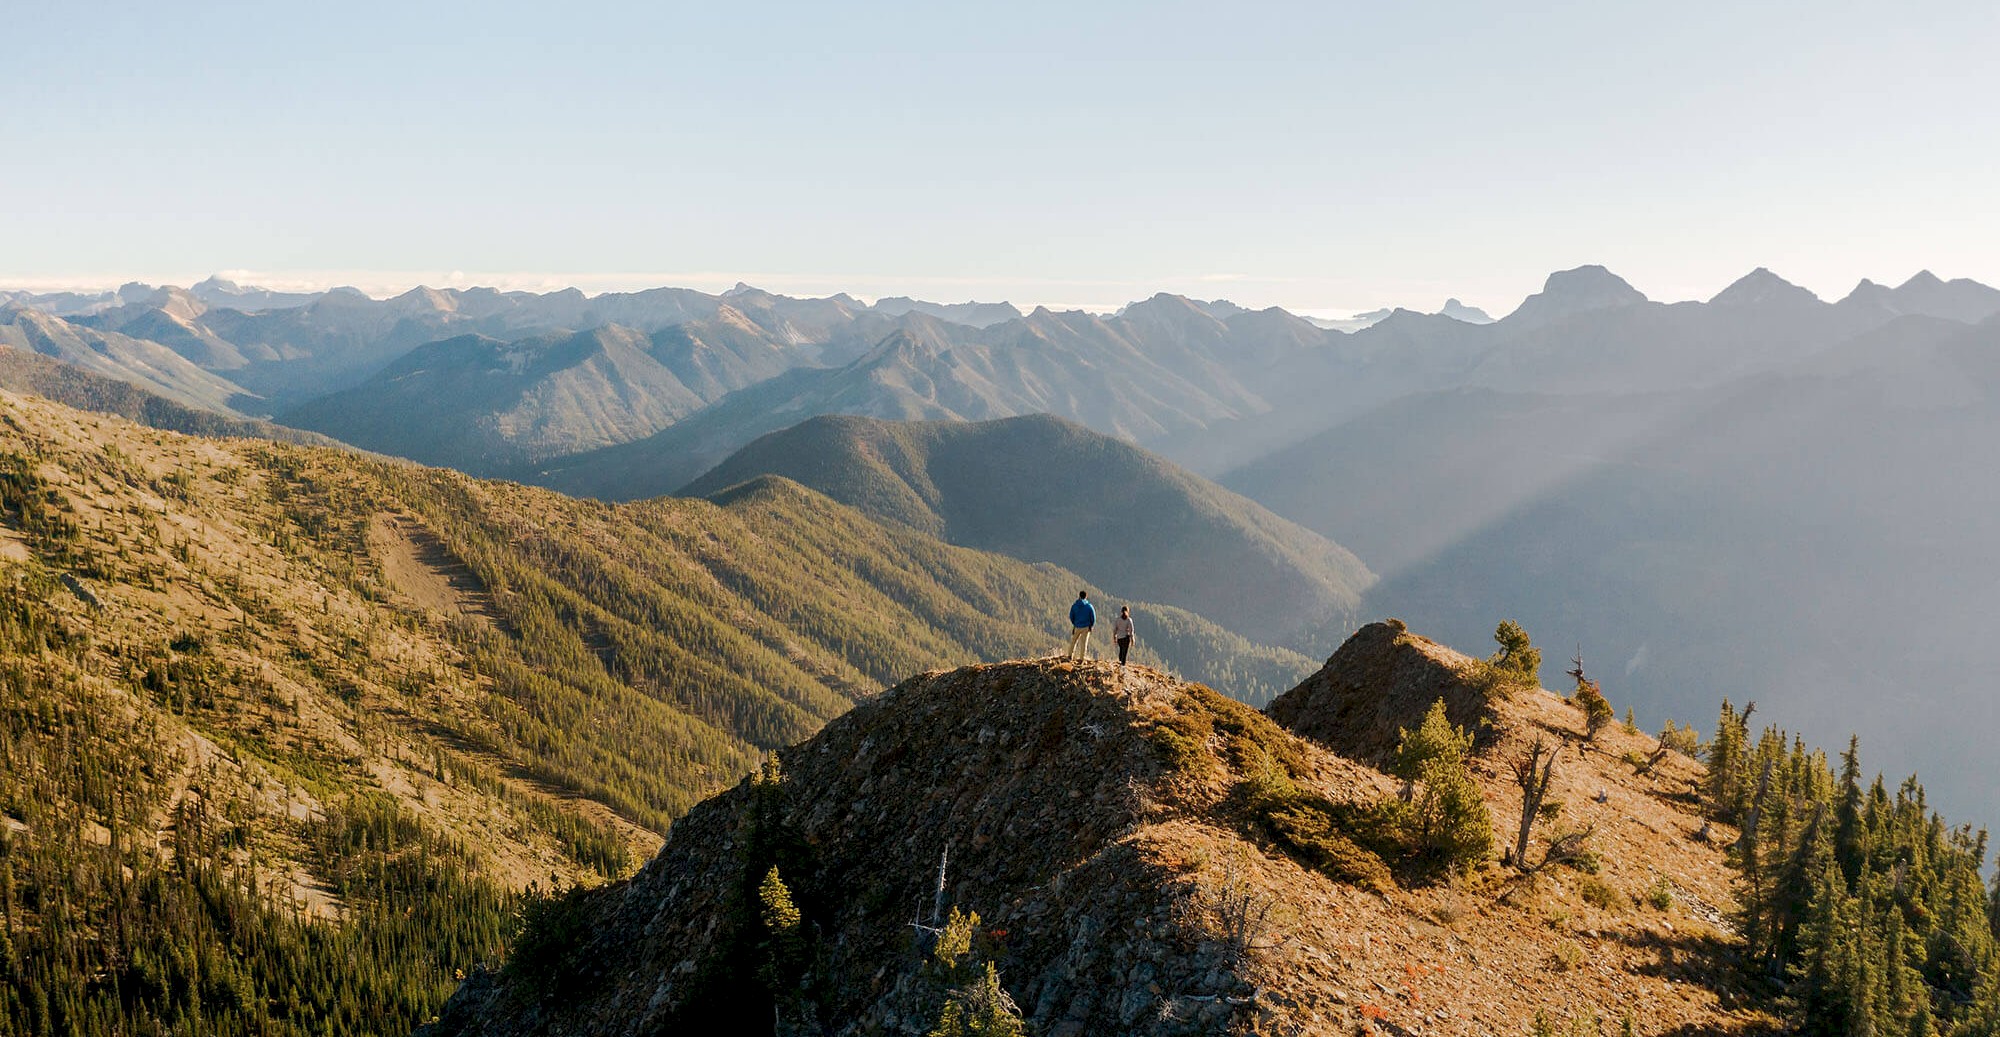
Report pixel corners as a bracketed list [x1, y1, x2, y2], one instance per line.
[1834, 736, 1865, 886]
[1483, 620, 1542, 695]
[1712, 709, 2000, 1034]
[757, 867, 806, 993]
[1706, 699, 1750, 821]
[929, 962, 1024, 1037]
[1571, 677, 1614, 741]
[1387, 699, 1492, 872]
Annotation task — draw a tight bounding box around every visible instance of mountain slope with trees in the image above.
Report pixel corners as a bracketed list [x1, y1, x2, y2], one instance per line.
[682, 413, 1373, 650]
[0, 389, 1307, 1037]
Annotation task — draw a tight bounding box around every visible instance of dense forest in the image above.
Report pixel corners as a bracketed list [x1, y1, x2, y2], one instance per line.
[1707, 701, 2000, 1034]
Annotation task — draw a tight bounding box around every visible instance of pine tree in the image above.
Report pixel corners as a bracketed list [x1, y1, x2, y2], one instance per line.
[1571, 677, 1614, 741]
[929, 962, 1023, 1037]
[757, 866, 805, 995]
[1834, 737, 1865, 886]
[1388, 699, 1493, 872]
[1989, 869, 2000, 942]
[1484, 620, 1541, 695]
[1706, 699, 1750, 821]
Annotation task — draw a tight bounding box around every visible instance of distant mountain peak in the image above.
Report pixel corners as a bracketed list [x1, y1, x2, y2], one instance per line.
[1710, 267, 1819, 307]
[1438, 298, 1494, 324]
[1121, 292, 1217, 319]
[1505, 265, 1648, 324]
[390, 285, 458, 313]
[1839, 271, 2000, 322]
[869, 296, 1023, 329]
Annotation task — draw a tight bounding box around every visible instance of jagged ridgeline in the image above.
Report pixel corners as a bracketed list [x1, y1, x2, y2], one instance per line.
[0, 391, 1305, 1037]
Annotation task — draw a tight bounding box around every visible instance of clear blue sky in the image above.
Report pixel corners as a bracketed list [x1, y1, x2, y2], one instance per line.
[5, 1, 1997, 315]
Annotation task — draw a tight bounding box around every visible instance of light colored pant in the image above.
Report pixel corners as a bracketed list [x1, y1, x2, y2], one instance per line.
[1066, 627, 1092, 660]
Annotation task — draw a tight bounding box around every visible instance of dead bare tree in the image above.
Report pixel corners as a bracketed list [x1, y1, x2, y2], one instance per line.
[1510, 736, 1559, 870]
[1506, 735, 1596, 881]
[908, 840, 955, 943]
[1632, 744, 1672, 776]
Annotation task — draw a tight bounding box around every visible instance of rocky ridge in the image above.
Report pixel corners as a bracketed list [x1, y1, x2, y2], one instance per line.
[427, 624, 1767, 1036]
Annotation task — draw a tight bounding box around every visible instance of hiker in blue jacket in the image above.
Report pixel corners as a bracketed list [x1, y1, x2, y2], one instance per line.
[1065, 591, 1096, 661]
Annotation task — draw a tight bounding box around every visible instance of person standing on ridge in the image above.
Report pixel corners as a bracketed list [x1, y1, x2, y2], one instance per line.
[1065, 591, 1096, 661]
[1112, 605, 1135, 666]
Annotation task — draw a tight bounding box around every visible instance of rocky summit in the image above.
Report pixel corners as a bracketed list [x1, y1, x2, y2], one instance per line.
[426, 625, 1765, 1036]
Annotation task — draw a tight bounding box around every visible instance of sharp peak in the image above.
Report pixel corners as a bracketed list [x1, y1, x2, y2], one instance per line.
[1710, 267, 1819, 305]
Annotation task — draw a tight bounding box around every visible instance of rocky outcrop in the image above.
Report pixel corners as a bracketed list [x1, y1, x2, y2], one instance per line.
[1266, 620, 1498, 764]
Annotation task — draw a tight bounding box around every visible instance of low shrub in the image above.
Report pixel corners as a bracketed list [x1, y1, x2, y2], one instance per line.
[1235, 762, 1397, 893]
[1579, 875, 1625, 911]
[1643, 874, 1675, 911]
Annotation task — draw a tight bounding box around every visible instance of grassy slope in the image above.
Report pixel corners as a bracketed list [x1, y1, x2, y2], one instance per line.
[682, 413, 1375, 652]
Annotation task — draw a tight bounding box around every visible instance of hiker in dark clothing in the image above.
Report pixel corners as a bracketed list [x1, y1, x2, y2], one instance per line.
[1112, 605, 1135, 665]
[1065, 591, 1096, 661]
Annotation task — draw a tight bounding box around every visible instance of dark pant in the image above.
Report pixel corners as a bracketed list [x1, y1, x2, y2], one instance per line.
[1116, 636, 1131, 663]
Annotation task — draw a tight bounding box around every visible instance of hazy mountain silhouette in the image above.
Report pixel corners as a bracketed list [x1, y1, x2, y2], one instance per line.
[0, 306, 250, 413]
[1438, 297, 1495, 323]
[283, 326, 711, 474]
[533, 303, 1298, 497]
[1837, 269, 2000, 324]
[869, 296, 1022, 327]
[1239, 312, 2000, 828]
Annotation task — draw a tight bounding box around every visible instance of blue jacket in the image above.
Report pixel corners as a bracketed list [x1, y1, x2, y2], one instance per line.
[1069, 599, 1096, 628]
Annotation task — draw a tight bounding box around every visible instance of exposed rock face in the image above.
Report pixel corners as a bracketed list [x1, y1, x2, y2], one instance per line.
[1266, 620, 1496, 764]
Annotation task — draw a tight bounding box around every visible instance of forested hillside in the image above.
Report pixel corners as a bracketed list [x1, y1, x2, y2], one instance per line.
[683, 413, 1373, 650]
[0, 390, 1307, 1036]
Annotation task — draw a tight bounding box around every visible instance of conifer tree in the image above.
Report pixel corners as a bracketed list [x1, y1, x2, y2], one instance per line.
[1706, 699, 1749, 821]
[1388, 699, 1493, 871]
[1834, 737, 1865, 885]
[1566, 649, 1614, 742]
[929, 962, 1024, 1037]
[757, 866, 806, 993]
[1484, 620, 1542, 695]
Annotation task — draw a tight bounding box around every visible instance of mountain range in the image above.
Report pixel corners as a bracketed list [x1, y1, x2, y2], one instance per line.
[11, 262, 2000, 827]
[9, 260, 2000, 1034]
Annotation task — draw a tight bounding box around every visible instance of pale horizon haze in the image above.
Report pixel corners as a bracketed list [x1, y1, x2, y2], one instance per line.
[5, 1, 1998, 315]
